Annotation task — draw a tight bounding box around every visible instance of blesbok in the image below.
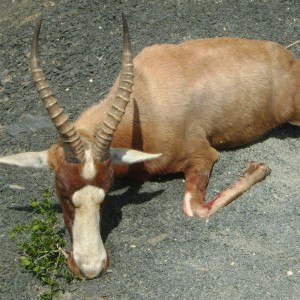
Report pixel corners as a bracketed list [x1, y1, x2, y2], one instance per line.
[1, 14, 299, 279]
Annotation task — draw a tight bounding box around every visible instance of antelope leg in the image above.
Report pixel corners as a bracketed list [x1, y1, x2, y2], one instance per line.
[183, 161, 271, 218]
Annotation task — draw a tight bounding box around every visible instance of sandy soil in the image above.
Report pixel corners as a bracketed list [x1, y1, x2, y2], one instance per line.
[0, 0, 299, 299]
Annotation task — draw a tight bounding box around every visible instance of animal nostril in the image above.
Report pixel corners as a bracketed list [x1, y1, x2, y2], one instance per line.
[101, 255, 110, 275]
[67, 252, 85, 279]
[79, 255, 110, 279]
[84, 270, 99, 279]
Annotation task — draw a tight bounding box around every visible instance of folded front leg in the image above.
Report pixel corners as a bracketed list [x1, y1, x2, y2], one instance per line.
[183, 160, 271, 218]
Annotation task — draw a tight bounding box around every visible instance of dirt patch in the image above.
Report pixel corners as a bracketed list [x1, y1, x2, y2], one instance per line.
[0, 1, 299, 299]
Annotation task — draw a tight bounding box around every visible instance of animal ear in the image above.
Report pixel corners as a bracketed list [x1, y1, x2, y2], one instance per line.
[0, 150, 49, 169]
[110, 148, 161, 165]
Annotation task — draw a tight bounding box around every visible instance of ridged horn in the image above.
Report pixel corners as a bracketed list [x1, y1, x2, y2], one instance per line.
[30, 19, 85, 163]
[93, 14, 134, 162]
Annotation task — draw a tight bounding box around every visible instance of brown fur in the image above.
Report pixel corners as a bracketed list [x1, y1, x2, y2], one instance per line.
[54, 158, 113, 236]
[21, 36, 300, 277]
[75, 38, 300, 180]
[71, 37, 300, 219]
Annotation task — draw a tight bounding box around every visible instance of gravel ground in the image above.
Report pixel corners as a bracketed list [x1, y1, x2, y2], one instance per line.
[0, 0, 299, 299]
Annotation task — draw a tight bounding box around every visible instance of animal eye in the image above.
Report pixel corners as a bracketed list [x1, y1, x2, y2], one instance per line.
[58, 193, 70, 202]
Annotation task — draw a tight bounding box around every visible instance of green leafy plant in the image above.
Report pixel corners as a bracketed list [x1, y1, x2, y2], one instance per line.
[9, 189, 76, 299]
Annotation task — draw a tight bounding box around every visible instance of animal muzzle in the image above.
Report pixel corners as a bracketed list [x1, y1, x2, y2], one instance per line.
[67, 251, 110, 279]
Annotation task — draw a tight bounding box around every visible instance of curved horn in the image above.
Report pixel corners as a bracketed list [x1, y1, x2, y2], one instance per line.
[30, 19, 85, 163]
[93, 14, 134, 161]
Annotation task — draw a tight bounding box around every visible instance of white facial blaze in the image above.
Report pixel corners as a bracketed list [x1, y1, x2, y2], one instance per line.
[72, 185, 106, 278]
[81, 148, 97, 180]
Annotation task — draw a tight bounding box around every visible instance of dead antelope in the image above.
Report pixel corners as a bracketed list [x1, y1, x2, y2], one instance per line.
[1, 15, 299, 279]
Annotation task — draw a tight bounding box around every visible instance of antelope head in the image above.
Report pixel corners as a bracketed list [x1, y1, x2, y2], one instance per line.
[0, 15, 160, 279]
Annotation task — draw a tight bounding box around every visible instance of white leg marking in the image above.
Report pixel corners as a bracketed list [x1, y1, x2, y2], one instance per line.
[183, 192, 194, 217]
[72, 185, 106, 278]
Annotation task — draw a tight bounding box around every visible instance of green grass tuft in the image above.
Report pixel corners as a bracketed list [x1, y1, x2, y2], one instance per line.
[10, 189, 77, 299]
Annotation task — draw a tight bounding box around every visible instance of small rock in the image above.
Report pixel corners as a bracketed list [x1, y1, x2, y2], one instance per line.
[195, 267, 209, 272]
[147, 233, 168, 246]
[9, 184, 25, 190]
